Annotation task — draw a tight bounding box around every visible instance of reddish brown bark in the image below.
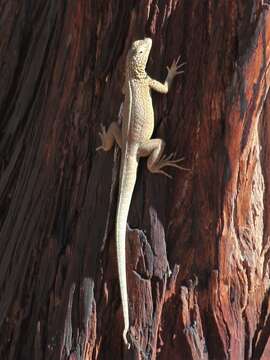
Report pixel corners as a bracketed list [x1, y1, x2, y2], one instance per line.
[0, 1, 269, 359]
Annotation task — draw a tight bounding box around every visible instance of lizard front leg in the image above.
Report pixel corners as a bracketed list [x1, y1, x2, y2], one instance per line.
[138, 139, 187, 178]
[96, 122, 122, 151]
[148, 56, 185, 94]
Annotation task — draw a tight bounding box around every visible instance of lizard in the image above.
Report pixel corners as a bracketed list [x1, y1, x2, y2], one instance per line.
[96, 38, 185, 348]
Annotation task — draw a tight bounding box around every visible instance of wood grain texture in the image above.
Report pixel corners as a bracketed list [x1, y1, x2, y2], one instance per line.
[0, 1, 269, 359]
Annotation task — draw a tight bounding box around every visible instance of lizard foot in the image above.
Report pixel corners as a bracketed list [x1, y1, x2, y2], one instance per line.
[167, 56, 186, 78]
[96, 124, 111, 151]
[150, 153, 189, 179]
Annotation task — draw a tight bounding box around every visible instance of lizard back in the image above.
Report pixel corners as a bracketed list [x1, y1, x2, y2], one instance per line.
[122, 78, 154, 146]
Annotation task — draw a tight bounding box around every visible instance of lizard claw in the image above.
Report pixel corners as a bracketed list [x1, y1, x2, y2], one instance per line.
[158, 169, 173, 179]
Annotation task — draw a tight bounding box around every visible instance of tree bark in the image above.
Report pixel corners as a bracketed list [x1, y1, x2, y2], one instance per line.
[0, 1, 269, 359]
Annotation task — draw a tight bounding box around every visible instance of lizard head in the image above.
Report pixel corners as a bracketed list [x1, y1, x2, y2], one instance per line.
[127, 38, 152, 78]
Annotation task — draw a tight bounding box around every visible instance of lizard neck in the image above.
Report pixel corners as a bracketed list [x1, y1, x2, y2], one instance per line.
[126, 62, 147, 80]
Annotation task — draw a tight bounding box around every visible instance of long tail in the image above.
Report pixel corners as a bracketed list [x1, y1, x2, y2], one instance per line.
[116, 152, 138, 348]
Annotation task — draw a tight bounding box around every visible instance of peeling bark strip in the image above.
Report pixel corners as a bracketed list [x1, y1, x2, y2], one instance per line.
[0, 1, 269, 359]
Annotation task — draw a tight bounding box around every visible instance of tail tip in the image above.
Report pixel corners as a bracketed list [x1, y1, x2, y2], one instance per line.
[123, 328, 131, 349]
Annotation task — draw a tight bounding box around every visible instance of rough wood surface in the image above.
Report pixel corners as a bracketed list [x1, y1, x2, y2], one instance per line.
[0, 1, 269, 359]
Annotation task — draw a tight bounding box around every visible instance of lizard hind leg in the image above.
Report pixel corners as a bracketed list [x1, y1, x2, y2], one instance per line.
[96, 122, 122, 151]
[138, 138, 188, 178]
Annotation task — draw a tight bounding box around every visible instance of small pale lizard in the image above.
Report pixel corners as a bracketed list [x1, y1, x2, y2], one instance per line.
[97, 38, 185, 348]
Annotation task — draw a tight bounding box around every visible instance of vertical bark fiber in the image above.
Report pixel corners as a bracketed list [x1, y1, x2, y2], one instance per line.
[0, 1, 269, 359]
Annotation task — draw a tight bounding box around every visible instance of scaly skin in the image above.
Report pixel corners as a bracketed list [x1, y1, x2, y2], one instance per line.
[97, 38, 186, 348]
